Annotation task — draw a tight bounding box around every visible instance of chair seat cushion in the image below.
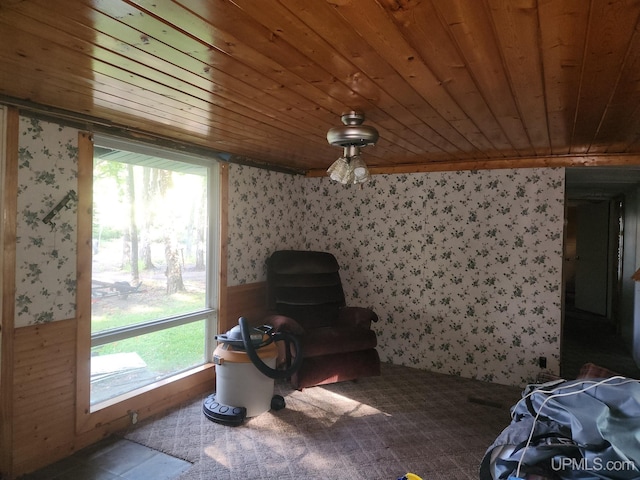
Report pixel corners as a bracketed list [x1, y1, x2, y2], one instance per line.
[300, 327, 377, 358]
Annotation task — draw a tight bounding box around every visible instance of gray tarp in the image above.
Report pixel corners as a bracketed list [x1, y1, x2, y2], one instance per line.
[480, 377, 640, 480]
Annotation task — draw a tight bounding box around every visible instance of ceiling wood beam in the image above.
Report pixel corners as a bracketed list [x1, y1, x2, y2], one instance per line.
[305, 154, 640, 177]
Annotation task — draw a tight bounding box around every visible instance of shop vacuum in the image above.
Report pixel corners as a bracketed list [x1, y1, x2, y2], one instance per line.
[203, 317, 302, 426]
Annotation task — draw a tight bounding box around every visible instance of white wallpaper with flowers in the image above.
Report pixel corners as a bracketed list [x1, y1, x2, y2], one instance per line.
[228, 164, 565, 386]
[227, 165, 303, 282]
[15, 117, 79, 327]
[13, 115, 564, 386]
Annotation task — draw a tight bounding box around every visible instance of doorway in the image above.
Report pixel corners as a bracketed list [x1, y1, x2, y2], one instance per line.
[562, 196, 640, 378]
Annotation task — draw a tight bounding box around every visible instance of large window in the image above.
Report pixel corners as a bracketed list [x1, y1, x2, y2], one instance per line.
[89, 136, 218, 405]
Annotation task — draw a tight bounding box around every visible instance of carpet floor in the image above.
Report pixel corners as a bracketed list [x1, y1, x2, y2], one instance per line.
[122, 363, 522, 480]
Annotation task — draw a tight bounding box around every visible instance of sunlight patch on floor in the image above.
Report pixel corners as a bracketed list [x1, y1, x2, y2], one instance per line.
[286, 387, 390, 427]
[204, 445, 231, 467]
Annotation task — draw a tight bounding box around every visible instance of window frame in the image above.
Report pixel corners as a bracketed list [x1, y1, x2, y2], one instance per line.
[76, 132, 223, 432]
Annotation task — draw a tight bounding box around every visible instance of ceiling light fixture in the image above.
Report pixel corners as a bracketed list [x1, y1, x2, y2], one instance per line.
[326, 112, 378, 185]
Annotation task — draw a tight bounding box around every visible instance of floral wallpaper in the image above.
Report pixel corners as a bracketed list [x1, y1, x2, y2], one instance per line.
[12, 115, 565, 386]
[227, 164, 304, 283]
[15, 117, 78, 327]
[302, 170, 564, 386]
[227, 165, 565, 386]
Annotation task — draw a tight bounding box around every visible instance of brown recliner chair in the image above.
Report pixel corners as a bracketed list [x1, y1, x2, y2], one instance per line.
[263, 250, 380, 390]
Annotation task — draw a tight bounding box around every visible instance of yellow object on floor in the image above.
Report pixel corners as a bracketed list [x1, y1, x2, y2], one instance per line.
[398, 474, 422, 480]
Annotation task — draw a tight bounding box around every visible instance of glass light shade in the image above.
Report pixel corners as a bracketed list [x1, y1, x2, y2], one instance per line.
[343, 169, 355, 184]
[351, 156, 370, 183]
[327, 157, 352, 184]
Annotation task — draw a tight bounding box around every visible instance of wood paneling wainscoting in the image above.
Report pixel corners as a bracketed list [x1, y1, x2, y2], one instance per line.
[222, 282, 267, 333]
[9, 318, 215, 478]
[5, 281, 267, 478]
[13, 320, 77, 472]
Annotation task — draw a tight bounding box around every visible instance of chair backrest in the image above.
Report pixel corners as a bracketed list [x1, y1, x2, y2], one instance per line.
[267, 250, 346, 329]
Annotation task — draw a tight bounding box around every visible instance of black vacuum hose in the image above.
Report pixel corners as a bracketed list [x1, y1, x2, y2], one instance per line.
[239, 317, 303, 379]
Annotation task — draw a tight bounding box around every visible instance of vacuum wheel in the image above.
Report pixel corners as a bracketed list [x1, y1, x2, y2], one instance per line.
[202, 393, 246, 426]
[271, 394, 286, 411]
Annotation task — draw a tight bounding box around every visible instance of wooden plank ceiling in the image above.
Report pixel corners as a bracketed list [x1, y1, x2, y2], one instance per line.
[3, 0, 640, 176]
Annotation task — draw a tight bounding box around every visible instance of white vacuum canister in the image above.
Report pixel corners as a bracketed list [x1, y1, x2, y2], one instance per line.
[213, 341, 278, 417]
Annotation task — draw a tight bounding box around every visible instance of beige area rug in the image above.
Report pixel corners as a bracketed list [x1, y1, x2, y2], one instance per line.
[122, 363, 522, 480]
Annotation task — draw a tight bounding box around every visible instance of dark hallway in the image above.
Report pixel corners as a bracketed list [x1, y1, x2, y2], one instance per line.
[561, 304, 640, 379]
[562, 185, 640, 380]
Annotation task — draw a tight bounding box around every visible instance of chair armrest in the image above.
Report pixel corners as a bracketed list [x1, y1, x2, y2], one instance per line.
[263, 314, 305, 336]
[338, 306, 378, 329]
